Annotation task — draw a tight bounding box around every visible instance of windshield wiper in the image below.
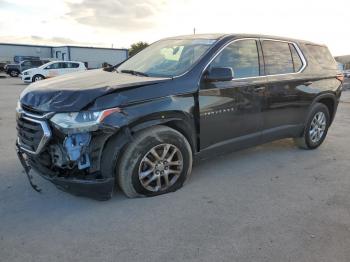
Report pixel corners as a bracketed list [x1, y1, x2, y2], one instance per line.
[120, 69, 149, 77]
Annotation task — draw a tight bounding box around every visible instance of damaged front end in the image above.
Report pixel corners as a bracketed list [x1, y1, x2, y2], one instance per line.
[16, 103, 121, 200]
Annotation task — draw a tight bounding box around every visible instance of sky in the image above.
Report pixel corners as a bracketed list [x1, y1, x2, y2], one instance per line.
[0, 0, 349, 56]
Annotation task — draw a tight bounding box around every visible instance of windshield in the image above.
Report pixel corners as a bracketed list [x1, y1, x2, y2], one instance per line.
[118, 38, 217, 77]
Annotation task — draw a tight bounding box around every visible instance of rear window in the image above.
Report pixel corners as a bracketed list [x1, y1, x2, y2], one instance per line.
[306, 44, 337, 69]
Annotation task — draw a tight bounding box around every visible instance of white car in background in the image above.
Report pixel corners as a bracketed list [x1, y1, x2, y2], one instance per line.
[21, 61, 87, 83]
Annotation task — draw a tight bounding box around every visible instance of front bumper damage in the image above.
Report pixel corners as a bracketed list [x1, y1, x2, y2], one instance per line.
[16, 142, 114, 200]
[15, 107, 119, 200]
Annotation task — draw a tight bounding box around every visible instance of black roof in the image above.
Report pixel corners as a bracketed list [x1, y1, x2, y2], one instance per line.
[165, 33, 322, 45]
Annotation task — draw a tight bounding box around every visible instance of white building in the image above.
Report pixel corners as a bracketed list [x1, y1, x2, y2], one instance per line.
[0, 43, 128, 69]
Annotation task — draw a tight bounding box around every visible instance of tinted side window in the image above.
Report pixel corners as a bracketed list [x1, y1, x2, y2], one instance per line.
[67, 62, 79, 68]
[289, 44, 303, 72]
[59, 62, 68, 68]
[46, 63, 59, 69]
[306, 44, 337, 69]
[210, 39, 260, 78]
[32, 61, 42, 66]
[262, 41, 294, 75]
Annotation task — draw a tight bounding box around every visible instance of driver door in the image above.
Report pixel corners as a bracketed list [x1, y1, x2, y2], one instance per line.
[199, 39, 267, 152]
[44, 62, 62, 78]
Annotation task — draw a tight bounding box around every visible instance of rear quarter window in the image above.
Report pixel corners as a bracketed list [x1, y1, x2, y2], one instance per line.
[289, 44, 303, 72]
[305, 44, 337, 70]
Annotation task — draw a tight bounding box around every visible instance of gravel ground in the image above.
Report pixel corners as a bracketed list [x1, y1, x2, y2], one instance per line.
[1, 77, 350, 262]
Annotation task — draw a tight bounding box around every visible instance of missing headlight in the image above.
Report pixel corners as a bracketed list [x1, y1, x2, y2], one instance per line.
[50, 133, 92, 170]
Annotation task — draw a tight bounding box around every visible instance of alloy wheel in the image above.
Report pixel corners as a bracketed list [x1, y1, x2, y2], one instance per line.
[34, 76, 42, 82]
[309, 111, 327, 143]
[138, 143, 183, 192]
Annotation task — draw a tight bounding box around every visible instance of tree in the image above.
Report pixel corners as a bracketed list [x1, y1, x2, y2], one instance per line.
[129, 41, 149, 57]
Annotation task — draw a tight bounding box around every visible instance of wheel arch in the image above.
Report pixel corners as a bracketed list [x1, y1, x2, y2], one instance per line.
[313, 93, 337, 124]
[9, 69, 20, 76]
[32, 74, 45, 82]
[129, 114, 197, 155]
[99, 110, 198, 179]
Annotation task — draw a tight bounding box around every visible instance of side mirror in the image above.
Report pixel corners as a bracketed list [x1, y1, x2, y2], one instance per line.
[205, 67, 234, 82]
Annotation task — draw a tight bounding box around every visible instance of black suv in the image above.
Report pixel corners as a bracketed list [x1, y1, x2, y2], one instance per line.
[16, 34, 343, 200]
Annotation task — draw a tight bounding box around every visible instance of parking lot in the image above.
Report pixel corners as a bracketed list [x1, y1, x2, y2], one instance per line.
[1, 76, 350, 262]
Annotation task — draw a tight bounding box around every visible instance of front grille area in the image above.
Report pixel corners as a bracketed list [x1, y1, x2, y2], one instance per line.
[17, 117, 44, 153]
[16, 114, 51, 154]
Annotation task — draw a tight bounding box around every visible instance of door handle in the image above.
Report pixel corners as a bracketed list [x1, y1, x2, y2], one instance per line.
[304, 81, 313, 86]
[253, 86, 266, 92]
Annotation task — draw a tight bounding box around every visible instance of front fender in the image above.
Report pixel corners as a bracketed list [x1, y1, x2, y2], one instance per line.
[102, 95, 196, 132]
[100, 94, 197, 155]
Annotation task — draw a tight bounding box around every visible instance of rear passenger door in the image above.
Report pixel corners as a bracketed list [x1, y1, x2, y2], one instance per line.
[66, 62, 81, 73]
[57, 62, 69, 75]
[260, 39, 310, 141]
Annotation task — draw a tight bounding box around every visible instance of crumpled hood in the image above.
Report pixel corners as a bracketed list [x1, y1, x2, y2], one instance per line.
[20, 69, 170, 112]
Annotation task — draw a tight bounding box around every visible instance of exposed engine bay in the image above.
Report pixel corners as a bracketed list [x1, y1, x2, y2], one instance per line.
[49, 133, 91, 170]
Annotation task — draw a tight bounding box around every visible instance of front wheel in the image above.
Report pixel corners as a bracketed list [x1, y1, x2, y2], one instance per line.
[117, 126, 193, 198]
[294, 103, 330, 149]
[32, 74, 44, 82]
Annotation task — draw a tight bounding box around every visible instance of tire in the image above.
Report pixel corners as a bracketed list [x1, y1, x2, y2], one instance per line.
[294, 103, 330, 149]
[32, 74, 44, 82]
[9, 70, 19, 77]
[117, 126, 193, 198]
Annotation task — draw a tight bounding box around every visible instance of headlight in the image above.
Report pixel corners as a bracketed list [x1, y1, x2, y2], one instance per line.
[50, 108, 121, 134]
[23, 71, 29, 75]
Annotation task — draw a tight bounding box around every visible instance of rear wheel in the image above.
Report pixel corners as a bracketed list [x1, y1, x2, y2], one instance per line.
[117, 126, 193, 198]
[294, 103, 330, 149]
[32, 74, 44, 82]
[9, 70, 19, 77]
